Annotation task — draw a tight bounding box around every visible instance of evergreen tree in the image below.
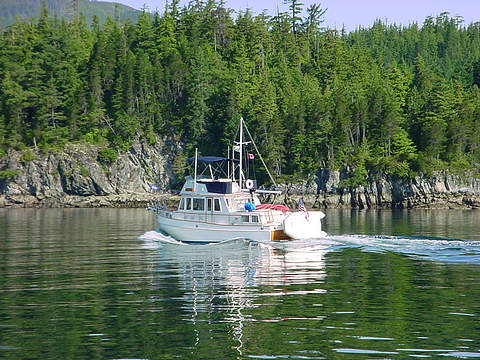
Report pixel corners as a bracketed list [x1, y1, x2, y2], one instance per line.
[284, 0, 303, 36]
[1, 7, 480, 180]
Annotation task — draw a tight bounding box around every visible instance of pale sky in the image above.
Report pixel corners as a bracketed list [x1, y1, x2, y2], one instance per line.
[114, 0, 480, 32]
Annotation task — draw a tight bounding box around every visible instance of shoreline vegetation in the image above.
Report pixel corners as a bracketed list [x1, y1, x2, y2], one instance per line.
[3, 2, 480, 208]
[2, 140, 480, 209]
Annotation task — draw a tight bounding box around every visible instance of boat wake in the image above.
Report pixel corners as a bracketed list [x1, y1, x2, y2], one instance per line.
[138, 229, 248, 247]
[138, 230, 187, 247]
[138, 230, 480, 264]
[244, 235, 480, 264]
[327, 234, 480, 264]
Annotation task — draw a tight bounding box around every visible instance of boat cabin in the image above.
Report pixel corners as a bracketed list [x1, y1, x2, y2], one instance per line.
[179, 177, 261, 214]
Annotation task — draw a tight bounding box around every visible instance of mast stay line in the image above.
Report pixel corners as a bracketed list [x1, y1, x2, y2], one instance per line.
[243, 120, 277, 187]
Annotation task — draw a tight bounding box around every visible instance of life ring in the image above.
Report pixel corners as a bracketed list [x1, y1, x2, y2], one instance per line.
[245, 179, 254, 189]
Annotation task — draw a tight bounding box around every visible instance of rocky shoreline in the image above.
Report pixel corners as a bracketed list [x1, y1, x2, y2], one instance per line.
[0, 193, 180, 209]
[276, 170, 480, 210]
[2, 140, 480, 209]
[0, 138, 181, 209]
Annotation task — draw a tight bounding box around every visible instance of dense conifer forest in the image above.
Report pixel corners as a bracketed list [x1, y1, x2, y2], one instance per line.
[0, 0, 139, 27]
[2, 0, 480, 184]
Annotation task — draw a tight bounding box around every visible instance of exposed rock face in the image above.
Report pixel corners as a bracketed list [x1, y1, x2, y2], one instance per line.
[276, 169, 480, 210]
[0, 138, 180, 208]
[3, 142, 480, 209]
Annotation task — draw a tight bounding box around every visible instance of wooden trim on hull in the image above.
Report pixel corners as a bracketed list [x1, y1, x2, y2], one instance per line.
[270, 230, 291, 241]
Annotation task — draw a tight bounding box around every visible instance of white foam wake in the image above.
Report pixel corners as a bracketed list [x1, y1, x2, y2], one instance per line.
[328, 234, 480, 263]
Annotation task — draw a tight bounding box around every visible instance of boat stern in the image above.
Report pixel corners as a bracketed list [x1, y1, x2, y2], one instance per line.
[270, 229, 291, 241]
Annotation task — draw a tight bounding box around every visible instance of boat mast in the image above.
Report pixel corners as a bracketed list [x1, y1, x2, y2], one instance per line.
[194, 148, 198, 192]
[239, 117, 243, 189]
[227, 146, 230, 179]
[231, 145, 235, 181]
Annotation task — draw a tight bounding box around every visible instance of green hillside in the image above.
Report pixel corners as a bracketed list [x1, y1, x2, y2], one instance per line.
[0, 0, 139, 27]
[2, 2, 480, 182]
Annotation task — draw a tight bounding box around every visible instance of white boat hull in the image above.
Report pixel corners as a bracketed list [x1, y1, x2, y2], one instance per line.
[156, 210, 327, 242]
[283, 211, 327, 239]
[157, 214, 284, 243]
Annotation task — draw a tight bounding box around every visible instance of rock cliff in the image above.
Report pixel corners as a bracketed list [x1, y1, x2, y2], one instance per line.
[2, 141, 480, 209]
[0, 138, 180, 208]
[275, 169, 480, 210]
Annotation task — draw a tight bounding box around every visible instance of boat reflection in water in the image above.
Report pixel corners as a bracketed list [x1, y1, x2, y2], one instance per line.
[146, 234, 331, 356]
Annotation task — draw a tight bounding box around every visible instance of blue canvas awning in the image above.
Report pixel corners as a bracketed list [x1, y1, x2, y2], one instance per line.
[187, 156, 239, 163]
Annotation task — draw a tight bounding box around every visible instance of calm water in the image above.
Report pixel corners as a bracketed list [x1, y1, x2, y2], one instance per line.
[1, 208, 480, 359]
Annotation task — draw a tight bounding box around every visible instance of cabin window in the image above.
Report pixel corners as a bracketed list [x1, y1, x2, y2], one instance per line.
[207, 198, 212, 211]
[214, 198, 221, 212]
[251, 216, 259, 223]
[186, 198, 192, 210]
[241, 215, 250, 223]
[193, 198, 205, 211]
[179, 198, 185, 210]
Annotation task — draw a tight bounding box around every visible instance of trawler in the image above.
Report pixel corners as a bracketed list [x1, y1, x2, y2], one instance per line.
[148, 118, 327, 243]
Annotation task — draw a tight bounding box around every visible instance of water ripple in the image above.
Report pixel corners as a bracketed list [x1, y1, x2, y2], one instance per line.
[333, 348, 399, 355]
[139, 230, 480, 264]
[327, 235, 480, 263]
